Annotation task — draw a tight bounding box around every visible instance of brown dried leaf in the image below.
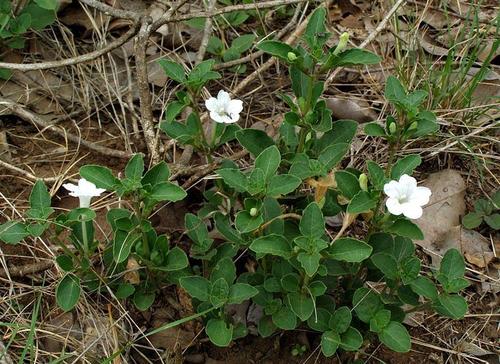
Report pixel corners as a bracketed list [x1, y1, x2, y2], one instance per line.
[326, 97, 377, 123]
[124, 257, 140, 284]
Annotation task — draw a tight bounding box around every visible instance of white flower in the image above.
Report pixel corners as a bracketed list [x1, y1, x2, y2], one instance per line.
[63, 178, 105, 208]
[383, 174, 431, 219]
[205, 90, 243, 124]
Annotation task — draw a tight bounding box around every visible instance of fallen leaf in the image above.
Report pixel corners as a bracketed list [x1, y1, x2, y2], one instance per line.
[416, 170, 495, 269]
[326, 97, 378, 123]
[124, 257, 140, 284]
[416, 169, 466, 253]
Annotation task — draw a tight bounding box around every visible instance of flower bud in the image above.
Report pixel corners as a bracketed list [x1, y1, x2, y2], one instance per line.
[333, 32, 349, 55]
[388, 122, 397, 134]
[249, 207, 258, 217]
[287, 51, 297, 62]
[359, 173, 368, 191]
[409, 121, 418, 130]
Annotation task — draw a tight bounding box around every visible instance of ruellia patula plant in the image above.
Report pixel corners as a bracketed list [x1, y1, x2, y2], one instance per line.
[0, 8, 468, 358]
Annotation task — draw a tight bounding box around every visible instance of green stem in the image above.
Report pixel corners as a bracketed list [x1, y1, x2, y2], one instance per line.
[297, 127, 308, 153]
[81, 221, 89, 258]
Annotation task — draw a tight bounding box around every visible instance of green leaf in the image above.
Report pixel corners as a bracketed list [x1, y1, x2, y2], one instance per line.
[141, 162, 170, 187]
[113, 230, 141, 263]
[410, 276, 438, 300]
[158, 59, 186, 83]
[304, 7, 326, 45]
[206, 319, 233, 347]
[321, 331, 340, 357]
[20, 4, 55, 30]
[371, 253, 398, 279]
[115, 283, 135, 299]
[230, 34, 255, 53]
[439, 249, 465, 280]
[433, 294, 467, 319]
[385, 76, 407, 105]
[273, 306, 297, 330]
[315, 119, 357, 153]
[255, 145, 281, 181]
[165, 101, 186, 123]
[235, 129, 274, 157]
[164, 247, 189, 271]
[484, 213, 500, 229]
[29, 180, 51, 211]
[235, 210, 263, 233]
[125, 154, 144, 181]
[10, 13, 31, 34]
[256, 40, 295, 61]
[149, 182, 186, 202]
[378, 321, 411, 353]
[209, 278, 229, 307]
[352, 287, 383, 323]
[185, 213, 213, 254]
[307, 308, 331, 331]
[267, 174, 301, 197]
[80, 165, 120, 190]
[217, 168, 248, 192]
[369, 309, 391, 333]
[133, 291, 155, 311]
[318, 143, 349, 170]
[300, 202, 324, 238]
[347, 191, 377, 214]
[0, 221, 29, 244]
[390, 155, 422, 180]
[210, 257, 236, 285]
[297, 251, 321, 277]
[34, 0, 58, 10]
[179, 276, 211, 301]
[329, 238, 372, 262]
[364, 122, 386, 136]
[445, 278, 469, 293]
[329, 306, 352, 333]
[287, 292, 314, 321]
[335, 171, 360, 199]
[334, 49, 381, 66]
[387, 219, 424, 240]
[56, 255, 73, 272]
[56, 274, 81, 312]
[228, 283, 259, 304]
[250, 234, 291, 258]
[367, 161, 386, 190]
[340, 327, 363, 351]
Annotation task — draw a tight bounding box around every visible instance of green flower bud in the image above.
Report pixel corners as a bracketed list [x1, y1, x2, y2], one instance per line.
[287, 51, 297, 62]
[249, 207, 258, 217]
[333, 32, 349, 55]
[388, 122, 397, 134]
[409, 121, 418, 130]
[359, 173, 368, 191]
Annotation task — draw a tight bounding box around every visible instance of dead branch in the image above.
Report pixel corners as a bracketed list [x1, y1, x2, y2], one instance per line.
[0, 24, 139, 71]
[0, 98, 132, 159]
[0, 260, 54, 278]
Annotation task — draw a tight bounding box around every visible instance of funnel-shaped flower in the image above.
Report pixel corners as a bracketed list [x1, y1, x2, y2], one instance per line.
[63, 178, 105, 208]
[205, 90, 243, 124]
[384, 174, 431, 219]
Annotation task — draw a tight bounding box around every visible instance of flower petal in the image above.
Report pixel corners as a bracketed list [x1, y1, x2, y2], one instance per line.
[217, 90, 231, 105]
[62, 183, 78, 193]
[411, 186, 431, 206]
[227, 99, 243, 115]
[384, 180, 402, 199]
[399, 174, 417, 190]
[209, 111, 225, 123]
[386, 198, 403, 216]
[205, 97, 218, 112]
[401, 203, 423, 219]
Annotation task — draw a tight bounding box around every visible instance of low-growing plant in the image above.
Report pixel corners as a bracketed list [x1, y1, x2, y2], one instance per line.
[207, 33, 255, 73]
[0, 0, 59, 79]
[0, 155, 189, 311]
[0, 7, 471, 360]
[462, 190, 500, 230]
